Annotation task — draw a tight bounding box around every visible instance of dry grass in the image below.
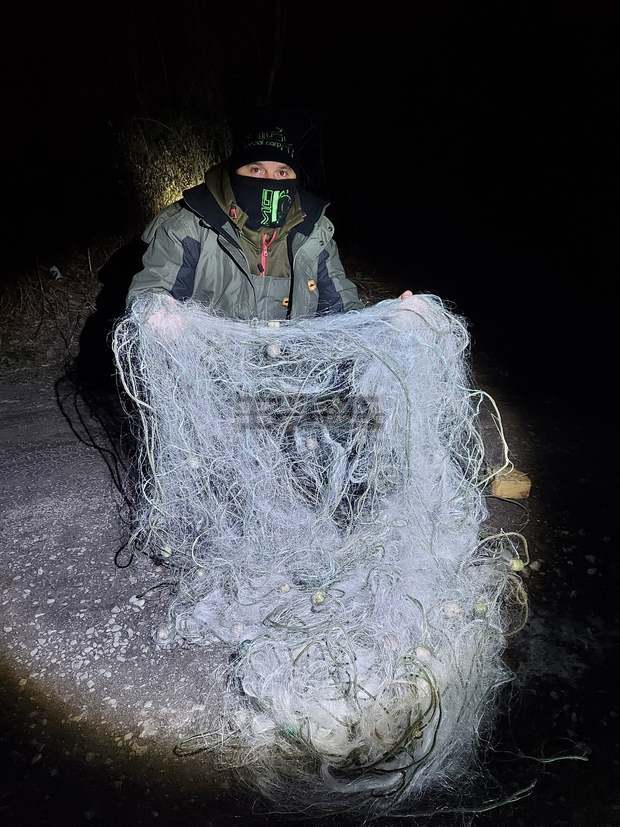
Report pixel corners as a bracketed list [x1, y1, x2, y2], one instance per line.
[0, 118, 230, 379]
[124, 117, 229, 222]
[0, 241, 121, 378]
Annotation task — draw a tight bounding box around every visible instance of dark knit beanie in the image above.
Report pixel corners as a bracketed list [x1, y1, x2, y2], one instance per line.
[228, 120, 297, 174]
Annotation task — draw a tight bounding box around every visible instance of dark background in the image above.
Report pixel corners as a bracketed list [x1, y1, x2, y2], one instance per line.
[2, 1, 617, 403]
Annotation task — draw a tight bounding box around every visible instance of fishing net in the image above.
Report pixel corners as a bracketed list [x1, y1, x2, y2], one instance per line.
[113, 293, 527, 817]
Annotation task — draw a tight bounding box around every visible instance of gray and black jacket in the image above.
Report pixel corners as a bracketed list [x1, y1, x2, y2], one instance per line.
[126, 164, 364, 321]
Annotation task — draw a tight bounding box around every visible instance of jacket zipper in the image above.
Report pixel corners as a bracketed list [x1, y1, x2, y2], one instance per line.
[260, 230, 277, 277]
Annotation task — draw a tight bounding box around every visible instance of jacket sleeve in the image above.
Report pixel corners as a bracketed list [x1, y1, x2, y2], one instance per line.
[125, 205, 202, 308]
[316, 239, 365, 314]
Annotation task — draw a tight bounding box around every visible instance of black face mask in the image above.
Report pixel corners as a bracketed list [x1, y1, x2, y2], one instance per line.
[231, 173, 297, 230]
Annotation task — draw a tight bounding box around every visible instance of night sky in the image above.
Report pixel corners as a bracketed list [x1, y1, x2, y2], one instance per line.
[3, 2, 618, 398]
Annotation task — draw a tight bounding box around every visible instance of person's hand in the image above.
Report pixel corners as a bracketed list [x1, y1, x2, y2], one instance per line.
[396, 291, 427, 313]
[390, 291, 429, 329]
[146, 295, 186, 337]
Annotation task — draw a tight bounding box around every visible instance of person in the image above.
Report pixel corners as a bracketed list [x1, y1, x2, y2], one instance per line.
[126, 114, 413, 324]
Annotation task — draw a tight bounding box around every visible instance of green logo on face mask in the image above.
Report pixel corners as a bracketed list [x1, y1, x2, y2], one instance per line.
[261, 189, 292, 226]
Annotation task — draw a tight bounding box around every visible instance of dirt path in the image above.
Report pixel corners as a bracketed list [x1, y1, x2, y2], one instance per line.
[0, 365, 617, 825]
[0, 372, 234, 825]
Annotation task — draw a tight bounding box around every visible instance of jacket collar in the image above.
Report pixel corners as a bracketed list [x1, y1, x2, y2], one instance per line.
[182, 179, 233, 234]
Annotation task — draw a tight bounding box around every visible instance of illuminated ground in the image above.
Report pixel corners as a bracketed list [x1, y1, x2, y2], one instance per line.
[0, 372, 236, 824]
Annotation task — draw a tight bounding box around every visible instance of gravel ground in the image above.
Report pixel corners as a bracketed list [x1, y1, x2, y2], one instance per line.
[0, 358, 617, 826]
[0, 371, 237, 825]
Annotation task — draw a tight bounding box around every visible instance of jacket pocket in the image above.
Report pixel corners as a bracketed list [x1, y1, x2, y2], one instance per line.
[249, 274, 291, 320]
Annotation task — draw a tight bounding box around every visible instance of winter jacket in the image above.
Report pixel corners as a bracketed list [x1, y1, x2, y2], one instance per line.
[126, 163, 364, 321]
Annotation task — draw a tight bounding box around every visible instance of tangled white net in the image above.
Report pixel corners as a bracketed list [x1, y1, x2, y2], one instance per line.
[113, 293, 527, 818]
